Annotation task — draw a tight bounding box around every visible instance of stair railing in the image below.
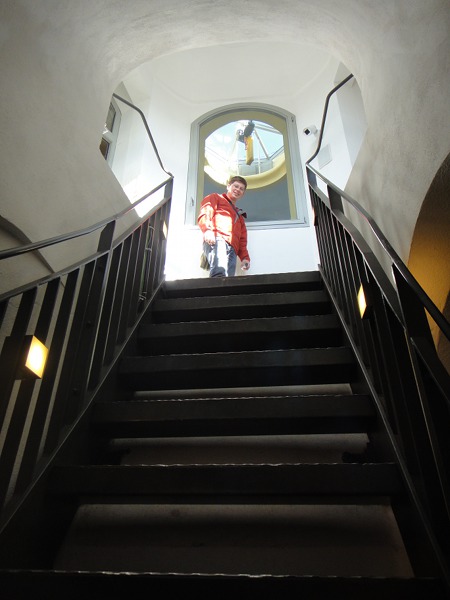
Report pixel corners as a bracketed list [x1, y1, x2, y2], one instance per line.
[0, 106, 174, 531]
[306, 77, 450, 572]
[112, 93, 173, 179]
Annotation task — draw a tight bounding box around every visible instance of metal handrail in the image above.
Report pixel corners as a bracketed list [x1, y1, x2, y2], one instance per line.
[0, 179, 172, 261]
[305, 76, 450, 341]
[113, 93, 173, 178]
[306, 73, 354, 165]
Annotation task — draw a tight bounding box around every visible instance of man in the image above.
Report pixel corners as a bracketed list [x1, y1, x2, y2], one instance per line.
[198, 176, 251, 277]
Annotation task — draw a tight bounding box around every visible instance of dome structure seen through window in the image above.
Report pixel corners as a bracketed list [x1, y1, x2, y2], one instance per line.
[205, 120, 285, 189]
[186, 105, 307, 226]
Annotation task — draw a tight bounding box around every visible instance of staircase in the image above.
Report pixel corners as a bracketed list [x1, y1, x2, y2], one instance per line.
[0, 271, 448, 598]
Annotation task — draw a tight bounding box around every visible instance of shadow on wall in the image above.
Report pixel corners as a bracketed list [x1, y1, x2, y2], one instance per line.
[408, 152, 450, 373]
[0, 217, 55, 295]
[438, 295, 450, 375]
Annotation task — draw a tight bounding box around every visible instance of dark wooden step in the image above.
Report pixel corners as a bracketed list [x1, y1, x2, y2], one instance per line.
[162, 271, 323, 299]
[151, 290, 331, 323]
[92, 394, 375, 438]
[48, 463, 402, 503]
[0, 570, 446, 600]
[138, 314, 342, 355]
[118, 347, 356, 390]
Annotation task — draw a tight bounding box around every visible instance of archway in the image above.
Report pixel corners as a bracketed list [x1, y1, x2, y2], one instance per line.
[408, 152, 450, 372]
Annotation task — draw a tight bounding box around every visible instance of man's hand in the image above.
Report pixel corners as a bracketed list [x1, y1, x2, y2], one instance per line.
[204, 230, 215, 245]
[241, 260, 250, 271]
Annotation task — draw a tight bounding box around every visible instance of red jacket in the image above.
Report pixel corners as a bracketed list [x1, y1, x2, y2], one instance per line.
[198, 193, 250, 262]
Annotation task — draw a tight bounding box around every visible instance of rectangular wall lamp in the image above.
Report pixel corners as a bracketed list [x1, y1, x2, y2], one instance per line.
[22, 335, 49, 379]
[357, 283, 372, 320]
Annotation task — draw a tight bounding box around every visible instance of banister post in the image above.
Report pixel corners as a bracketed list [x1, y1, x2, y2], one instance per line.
[327, 185, 344, 213]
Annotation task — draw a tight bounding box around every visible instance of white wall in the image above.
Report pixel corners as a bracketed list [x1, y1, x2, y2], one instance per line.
[0, 2, 137, 287]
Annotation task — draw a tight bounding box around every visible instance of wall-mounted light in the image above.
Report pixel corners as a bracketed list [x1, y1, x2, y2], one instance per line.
[21, 335, 49, 379]
[303, 125, 318, 136]
[357, 283, 372, 319]
[312, 208, 318, 226]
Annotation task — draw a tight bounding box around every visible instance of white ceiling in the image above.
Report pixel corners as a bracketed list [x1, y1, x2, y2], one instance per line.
[124, 41, 334, 104]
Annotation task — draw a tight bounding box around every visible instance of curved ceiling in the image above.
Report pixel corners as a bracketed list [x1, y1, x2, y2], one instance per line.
[124, 41, 334, 104]
[20, 1, 441, 110]
[22, 0, 389, 85]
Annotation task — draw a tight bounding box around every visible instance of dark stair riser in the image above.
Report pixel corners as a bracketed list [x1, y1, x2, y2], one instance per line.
[92, 394, 375, 437]
[162, 271, 324, 299]
[138, 314, 343, 355]
[0, 571, 446, 600]
[48, 463, 403, 501]
[119, 347, 356, 390]
[151, 290, 332, 323]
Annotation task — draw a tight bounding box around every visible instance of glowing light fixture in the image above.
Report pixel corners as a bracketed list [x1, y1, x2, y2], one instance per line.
[357, 283, 372, 319]
[23, 335, 49, 379]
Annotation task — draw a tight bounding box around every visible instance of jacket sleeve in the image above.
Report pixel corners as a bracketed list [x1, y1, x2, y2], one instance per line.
[197, 194, 216, 233]
[238, 219, 250, 262]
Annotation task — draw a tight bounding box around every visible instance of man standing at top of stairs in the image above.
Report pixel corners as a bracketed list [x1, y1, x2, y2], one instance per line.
[198, 176, 251, 277]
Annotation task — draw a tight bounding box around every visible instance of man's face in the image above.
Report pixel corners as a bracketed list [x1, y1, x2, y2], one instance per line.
[227, 181, 246, 202]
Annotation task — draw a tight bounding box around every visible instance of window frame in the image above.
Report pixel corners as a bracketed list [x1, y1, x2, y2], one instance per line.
[100, 98, 121, 167]
[185, 103, 309, 229]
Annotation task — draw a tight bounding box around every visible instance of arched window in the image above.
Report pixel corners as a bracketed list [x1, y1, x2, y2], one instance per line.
[185, 104, 308, 228]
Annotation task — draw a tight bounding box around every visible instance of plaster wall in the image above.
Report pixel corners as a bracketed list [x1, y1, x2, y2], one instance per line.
[342, 1, 450, 267]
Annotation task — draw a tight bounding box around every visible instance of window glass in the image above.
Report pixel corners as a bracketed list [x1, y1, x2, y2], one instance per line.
[99, 137, 111, 160]
[105, 103, 116, 134]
